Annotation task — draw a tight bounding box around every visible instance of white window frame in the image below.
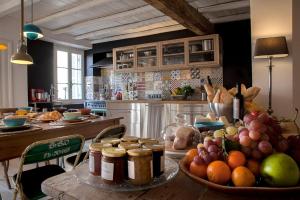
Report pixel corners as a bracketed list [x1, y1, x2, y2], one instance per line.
[54, 45, 84, 104]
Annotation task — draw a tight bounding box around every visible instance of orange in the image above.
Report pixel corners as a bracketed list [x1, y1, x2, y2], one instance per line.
[246, 159, 260, 176]
[189, 161, 207, 178]
[232, 166, 255, 187]
[185, 148, 198, 165]
[207, 161, 231, 185]
[227, 151, 246, 169]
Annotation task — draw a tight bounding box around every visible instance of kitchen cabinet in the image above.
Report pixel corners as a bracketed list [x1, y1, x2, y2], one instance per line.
[160, 38, 187, 70]
[112, 34, 222, 72]
[136, 43, 159, 72]
[113, 46, 136, 72]
[187, 34, 221, 67]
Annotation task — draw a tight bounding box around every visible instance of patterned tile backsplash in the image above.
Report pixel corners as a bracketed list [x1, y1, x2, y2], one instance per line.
[85, 67, 223, 100]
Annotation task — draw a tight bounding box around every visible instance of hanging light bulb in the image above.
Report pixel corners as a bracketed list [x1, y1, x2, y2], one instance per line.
[11, 0, 33, 65]
[0, 43, 8, 51]
[23, 0, 43, 40]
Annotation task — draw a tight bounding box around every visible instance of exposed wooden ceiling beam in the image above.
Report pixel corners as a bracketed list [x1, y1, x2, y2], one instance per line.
[75, 16, 175, 40]
[91, 24, 185, 44]
[210, 13, 250, 23]
[34, 0, 112, 25]
[52, 5, 157, 35]
[197, 0, 250, 13]
[143, 0, 214, 35]
[0, 0, 40, 18]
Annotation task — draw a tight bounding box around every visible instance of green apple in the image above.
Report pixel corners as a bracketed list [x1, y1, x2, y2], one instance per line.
[261, 153, 300, 187]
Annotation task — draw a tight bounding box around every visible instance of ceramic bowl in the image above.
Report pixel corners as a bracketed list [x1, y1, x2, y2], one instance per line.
[17, 107, 33, 112]
[3, 117, 27, 127]
[194, 121, 224, 132]
[63, 112, 82, 120]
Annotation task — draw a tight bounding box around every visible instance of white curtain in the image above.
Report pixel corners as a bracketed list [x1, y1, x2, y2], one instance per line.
[0, 39, 13, 108]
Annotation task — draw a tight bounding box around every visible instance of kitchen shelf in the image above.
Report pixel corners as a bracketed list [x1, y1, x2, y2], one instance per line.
[113, 34, 221, 72]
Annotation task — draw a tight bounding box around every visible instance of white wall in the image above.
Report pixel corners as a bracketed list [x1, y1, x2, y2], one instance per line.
[293, 0, 300, 124]
[250, 0, 293, 118]
[0, 15, 28, 107]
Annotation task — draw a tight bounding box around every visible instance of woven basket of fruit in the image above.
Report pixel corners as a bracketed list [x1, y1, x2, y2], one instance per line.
[180, 111, 300, 194]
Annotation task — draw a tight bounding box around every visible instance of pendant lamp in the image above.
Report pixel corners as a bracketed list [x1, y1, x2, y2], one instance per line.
[11, 0, 33, 65]
[23, 0, 43, 40]
[0, 43, 8, 51]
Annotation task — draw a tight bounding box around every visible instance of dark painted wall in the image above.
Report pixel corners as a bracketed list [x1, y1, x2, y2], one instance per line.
[215, 20, 252, 88]
[87, 20, 252, 88]
[27, 40, 54, 93]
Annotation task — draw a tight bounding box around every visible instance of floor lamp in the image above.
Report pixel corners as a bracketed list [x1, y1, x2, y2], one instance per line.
[254, 36, 289, 115]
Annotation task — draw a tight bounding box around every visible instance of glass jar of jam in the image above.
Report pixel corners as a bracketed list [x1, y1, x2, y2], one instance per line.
[89, 143, 112, 176]
[138, 138, 159, 145]
[144, 144, 165, 177]
[101, 147, 126, 184]
[127, 148, 153, 185]
[121, 135, 139, 143]
[118, 142, 140, 150]
[100, 138, 121, 147]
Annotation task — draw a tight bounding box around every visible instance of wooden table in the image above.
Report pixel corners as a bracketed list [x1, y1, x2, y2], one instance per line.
[41, 168, 297, 200]
[0, 117, 122, 188]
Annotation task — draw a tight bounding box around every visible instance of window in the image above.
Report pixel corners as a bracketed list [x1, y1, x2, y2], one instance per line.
[55, 47, 83, 101]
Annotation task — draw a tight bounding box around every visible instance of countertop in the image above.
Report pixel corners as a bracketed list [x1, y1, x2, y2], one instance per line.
[106, 100, 208, 104]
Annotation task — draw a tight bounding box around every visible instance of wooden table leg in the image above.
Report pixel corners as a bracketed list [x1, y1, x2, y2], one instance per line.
[2, 161, 11, 189]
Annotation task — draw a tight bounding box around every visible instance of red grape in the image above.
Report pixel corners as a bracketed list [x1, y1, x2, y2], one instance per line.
[258, 141, 273, 155]
[250, 141, 258, 149]
[257, 113, 269, 124]
[251, 149, 263, 160]
[249, 120, 263, 131]
[241, 146, 252, 157]
[193, 155, 205, 165]
[204, 140, 214, 149]
[249, 130, 261, 141]
[239, 129, 249, 138]
[213, 137, 222, 147]
[277, 139, 288, 152]
[209, 152, 219, 161]
[208, 145, 219, 153]
[202, 154, 213, 165]
[243, 114, 257, 125]
[240, 136, 252, 147]
[260, 133, 270, 141]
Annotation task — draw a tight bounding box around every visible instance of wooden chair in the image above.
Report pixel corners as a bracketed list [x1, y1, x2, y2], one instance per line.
[13, 135, 85, 200]
[0, 107, 17, 189]
[66, 124, 126, 166]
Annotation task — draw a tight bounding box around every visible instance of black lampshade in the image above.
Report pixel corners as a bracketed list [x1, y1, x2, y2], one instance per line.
[254, 36, 289, 58]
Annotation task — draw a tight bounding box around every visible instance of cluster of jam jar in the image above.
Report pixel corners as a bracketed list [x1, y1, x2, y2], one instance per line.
[89, 136, 165, 186]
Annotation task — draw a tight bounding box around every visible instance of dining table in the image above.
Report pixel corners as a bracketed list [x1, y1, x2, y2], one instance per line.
[41, 162, 298, 200]
[0, 116, 122, 188]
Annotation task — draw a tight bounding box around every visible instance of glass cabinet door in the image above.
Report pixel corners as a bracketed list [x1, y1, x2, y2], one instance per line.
[188, 39, 214, 64]
[115, 48, 135, 71]
[162, 42, 185, 66]
[137, 45, 158, 68]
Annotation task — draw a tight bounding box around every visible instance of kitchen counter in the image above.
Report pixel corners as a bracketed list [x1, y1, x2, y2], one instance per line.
[106, 100, 208, 104]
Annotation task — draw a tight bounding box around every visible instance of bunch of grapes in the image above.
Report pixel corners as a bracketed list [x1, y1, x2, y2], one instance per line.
[238, 112, 288, 160]
[287, 135, 300, 165]
[194, 136, 223, 165]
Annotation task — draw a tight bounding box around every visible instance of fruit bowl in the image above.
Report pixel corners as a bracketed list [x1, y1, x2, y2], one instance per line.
[179, 157, 300, 194]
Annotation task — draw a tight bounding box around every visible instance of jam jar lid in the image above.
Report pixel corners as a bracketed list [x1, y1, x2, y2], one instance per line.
[143, 144, 164, 151]
[121, 135, 139, 142]
[100, 138, 121, 145]
[118, 142, 140, 150]
[102, 147, 126, 157]
[89, 143, 112, 152]
[127, 148, 152, 157]
[138, 138, 159, 145]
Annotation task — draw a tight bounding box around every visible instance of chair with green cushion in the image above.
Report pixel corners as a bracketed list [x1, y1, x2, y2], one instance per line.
[66, 124, 126, 166]
[13, 135, 85, 200]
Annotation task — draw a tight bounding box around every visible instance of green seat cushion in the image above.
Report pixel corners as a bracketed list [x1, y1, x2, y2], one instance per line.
[13, 165, 65, 200]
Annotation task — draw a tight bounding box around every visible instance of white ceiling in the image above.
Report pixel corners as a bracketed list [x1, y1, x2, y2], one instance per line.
[0, 0, 250, 46]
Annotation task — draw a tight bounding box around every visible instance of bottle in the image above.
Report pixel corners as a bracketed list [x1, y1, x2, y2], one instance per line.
[233, 83, 244, 122]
